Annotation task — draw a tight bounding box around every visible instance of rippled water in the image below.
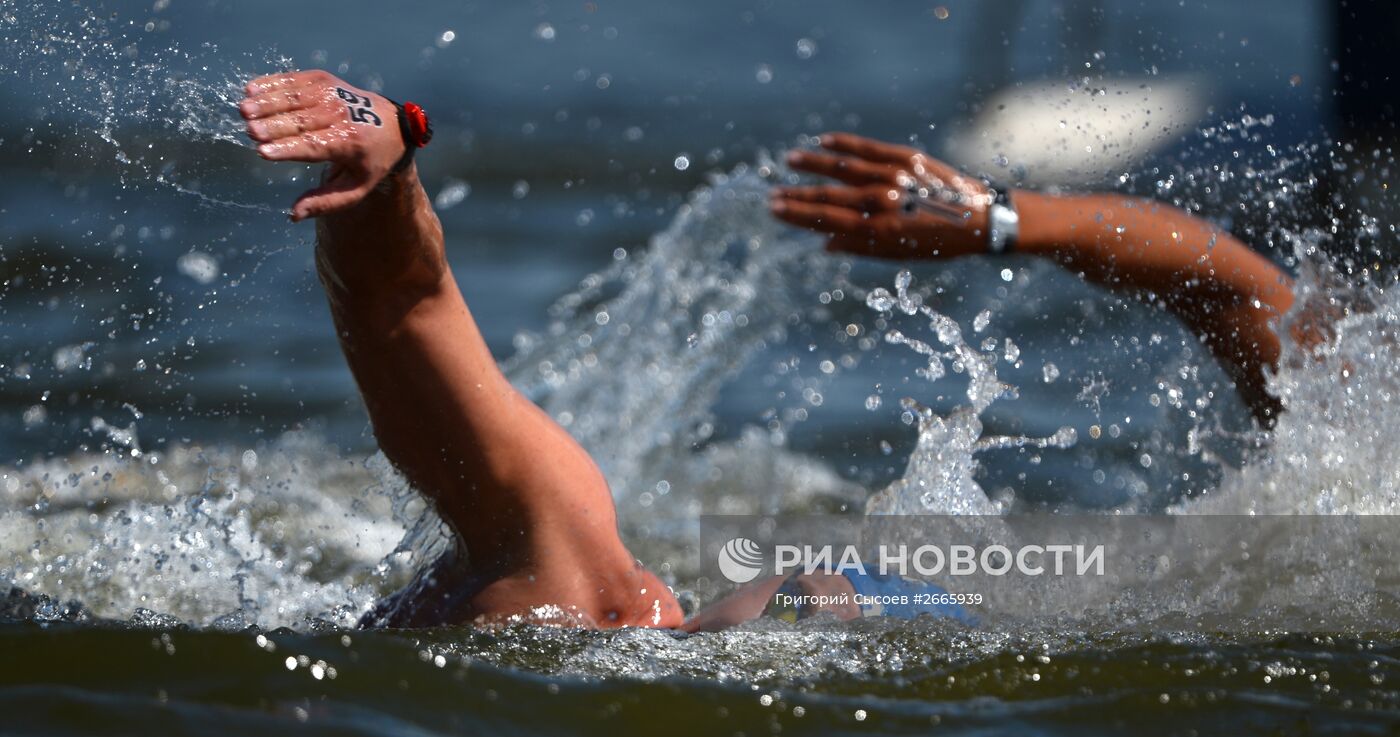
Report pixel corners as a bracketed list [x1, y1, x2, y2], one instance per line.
[8, 622, 1400, 736]
[5, 1, 1400, 735]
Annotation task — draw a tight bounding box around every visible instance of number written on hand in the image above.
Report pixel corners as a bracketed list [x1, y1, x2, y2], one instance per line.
[349, 107, 382, 126]
[336, 86, 383, 128]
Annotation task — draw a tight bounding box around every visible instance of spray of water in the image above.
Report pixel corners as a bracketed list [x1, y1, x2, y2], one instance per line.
[505, 165, 868, 519]
[1, 152, 1398, 629]
[0, 167, 869, 627]
[862, 270, 1077, 516]
[0, 0, 288, 212]
[1179, 249, 1400, 515]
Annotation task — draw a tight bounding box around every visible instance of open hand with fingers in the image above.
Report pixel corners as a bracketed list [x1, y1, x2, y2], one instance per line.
[771, 133, 994, 259]
[241, 70, 407, 222]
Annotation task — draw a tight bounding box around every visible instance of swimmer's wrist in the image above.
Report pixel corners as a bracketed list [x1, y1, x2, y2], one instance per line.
[985, 185, 1018, 255]
[315, 170, 446, 304]
[994, 190, 1071, 259]
[379, 158, 418, 192]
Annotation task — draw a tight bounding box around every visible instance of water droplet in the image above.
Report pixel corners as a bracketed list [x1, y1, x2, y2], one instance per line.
[673, 155, 690, 171]
[53, 344, 88, 373]
[865, 287, 896, 312]
[434, 179, 471, 210]
[754, 64, 773, 84]
[177, 251, 219, 284]
[795, 38, 817, 60]
[1042, 362, 1060, 383]
[1004, 339, 1020, 363]
[893, 270, 920, 315]
[894, 269, 912, 295]
[22, 405, 47, 428]
[865, 394, 882, 411]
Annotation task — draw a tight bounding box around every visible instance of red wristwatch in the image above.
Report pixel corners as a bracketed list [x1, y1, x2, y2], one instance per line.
[400, 102, 432, 148]
[390, 99, 432, 172]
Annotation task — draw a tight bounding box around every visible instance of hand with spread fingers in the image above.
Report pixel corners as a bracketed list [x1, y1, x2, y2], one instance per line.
[240, 70, 407, 221]
[771, 132, 995, 259]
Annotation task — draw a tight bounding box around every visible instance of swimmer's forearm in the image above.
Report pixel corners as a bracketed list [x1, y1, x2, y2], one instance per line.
[313, 171, 625, 563]
[1013, 191, 1293, 312]
[314, 164, 448, 315]
[314, 166, 500, 503]
[313, 169, 528, 492]
[1012, 190, 1293, 422]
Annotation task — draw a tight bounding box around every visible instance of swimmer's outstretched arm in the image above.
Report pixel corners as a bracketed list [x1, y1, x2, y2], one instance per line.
[772, 133, 1297, 425]
[241, 70, 681, 628]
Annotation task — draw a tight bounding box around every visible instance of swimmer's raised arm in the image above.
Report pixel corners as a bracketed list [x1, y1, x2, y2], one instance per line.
[772, 132, 1296, 425]
[241, 70, 681, 628]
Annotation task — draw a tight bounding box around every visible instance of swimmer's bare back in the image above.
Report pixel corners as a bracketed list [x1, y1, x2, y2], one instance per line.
[240, 70, 683, 629]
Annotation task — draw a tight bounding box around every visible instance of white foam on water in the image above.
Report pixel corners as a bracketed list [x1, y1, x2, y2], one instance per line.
[0, 433, 419, 627]
[1179, 250, 1400, 515]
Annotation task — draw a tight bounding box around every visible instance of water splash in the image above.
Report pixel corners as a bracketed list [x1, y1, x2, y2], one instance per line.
[0, 1, 287, 213]
[1, 137, 1397, 631]
[1179, 246, 1400, 515]
[0, 433, 420, 627]
[0, 163, 872, 626]
[504, 161, 855, 518]
[849, 257, 1400, 628]
[864, 270, 1077, 516]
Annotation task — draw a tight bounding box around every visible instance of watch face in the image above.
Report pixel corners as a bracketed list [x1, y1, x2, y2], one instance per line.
[987, 204, 1019, 254]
